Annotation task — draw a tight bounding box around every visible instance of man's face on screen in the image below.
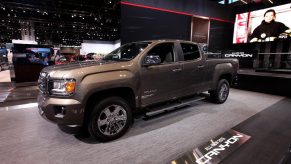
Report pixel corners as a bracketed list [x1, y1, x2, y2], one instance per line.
[264, 11, 275, 23]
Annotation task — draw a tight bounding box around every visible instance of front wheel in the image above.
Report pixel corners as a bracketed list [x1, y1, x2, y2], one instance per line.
[88, 96, 132, 142]
[209, 79, 230, 104]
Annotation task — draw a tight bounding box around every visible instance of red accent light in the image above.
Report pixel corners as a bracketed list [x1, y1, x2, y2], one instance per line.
[121, 1, 234, 24]
[121, 1, 192, 16]
[209, 17, 234, 23]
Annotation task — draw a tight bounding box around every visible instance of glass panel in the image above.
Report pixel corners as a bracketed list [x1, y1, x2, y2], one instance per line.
[147, 43, 174, 63]
[181, 43, 200, 61]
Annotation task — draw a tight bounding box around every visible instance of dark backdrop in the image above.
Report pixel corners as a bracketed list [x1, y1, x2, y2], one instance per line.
[121, 4, 191, 44]
[122, 0, 232, 21]
[209, 20, 234, 51]
[121, 0, 234, 49]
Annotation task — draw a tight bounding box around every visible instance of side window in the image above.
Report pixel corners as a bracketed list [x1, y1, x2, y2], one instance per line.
[181, 43, 200, 61]
[147, 43, 174, 63]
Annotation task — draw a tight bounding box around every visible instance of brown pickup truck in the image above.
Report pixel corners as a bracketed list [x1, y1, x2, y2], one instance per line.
[38, 40, 239, 142]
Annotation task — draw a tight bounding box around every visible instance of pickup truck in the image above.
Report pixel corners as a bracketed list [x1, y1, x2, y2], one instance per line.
[38, 40, 239, 142]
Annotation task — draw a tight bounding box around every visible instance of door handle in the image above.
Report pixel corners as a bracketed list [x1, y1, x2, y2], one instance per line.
[197, 65, 205, 69]
[172, 68, 182, 72]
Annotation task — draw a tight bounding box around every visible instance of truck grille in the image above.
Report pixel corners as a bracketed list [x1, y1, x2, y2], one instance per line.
[38, 72, 48, 94]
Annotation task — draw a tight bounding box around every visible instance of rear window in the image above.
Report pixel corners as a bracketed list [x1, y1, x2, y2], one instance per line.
[181, 43, 200, 61]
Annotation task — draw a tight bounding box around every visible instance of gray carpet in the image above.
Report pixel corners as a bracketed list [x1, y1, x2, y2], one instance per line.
[0, 89, 284, 164]
[222, 98, 291, 164]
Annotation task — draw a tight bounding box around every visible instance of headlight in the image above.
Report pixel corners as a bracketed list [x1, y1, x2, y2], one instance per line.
[49, 79, 76, 96]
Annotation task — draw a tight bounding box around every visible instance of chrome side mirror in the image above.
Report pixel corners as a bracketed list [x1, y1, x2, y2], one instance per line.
[202, 45, 208, 52]
[143, 55, 161, 66]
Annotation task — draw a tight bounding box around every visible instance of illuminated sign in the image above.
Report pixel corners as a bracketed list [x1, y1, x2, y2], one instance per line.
[170, 130, 251, 164]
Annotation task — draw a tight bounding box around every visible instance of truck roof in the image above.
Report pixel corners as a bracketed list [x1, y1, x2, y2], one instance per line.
[133, 39, 200, 45]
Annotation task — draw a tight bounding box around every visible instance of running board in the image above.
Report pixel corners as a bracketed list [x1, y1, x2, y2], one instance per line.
[144, 95, 206, 117]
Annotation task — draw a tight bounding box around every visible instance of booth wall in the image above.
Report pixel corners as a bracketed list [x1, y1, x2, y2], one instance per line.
[121, 4, 191, 44]
[121, 0, 234, 50]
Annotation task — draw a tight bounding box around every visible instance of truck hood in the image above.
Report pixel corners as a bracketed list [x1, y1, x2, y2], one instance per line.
[43, 60, 116, 72]
[41, 60, 133, 79]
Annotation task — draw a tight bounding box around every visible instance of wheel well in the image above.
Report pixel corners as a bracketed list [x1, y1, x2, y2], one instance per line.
[84, 87, 136, 123]
[219, 74, 232, 85]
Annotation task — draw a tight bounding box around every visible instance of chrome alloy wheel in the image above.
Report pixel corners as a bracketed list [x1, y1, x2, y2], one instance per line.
[219, 83, 229, 102]
[97, 105, 127, 136]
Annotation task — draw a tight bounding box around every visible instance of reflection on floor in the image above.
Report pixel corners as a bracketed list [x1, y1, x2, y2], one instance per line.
[0, 82, 38, 103]
[0, 89, 286, 164]
[0, 70, 11, 82]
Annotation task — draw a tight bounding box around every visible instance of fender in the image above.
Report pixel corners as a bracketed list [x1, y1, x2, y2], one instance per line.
[211, 63, 234, 89]
[80, 69, 138, 109]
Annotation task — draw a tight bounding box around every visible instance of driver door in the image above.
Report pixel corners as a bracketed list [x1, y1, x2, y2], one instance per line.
[139, 42, 183, 107]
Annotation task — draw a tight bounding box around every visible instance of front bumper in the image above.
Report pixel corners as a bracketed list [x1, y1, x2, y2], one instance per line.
[38, 94, 84, 126]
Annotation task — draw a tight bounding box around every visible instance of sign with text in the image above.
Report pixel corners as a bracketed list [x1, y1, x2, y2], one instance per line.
[170, 129, 251, 164]
[222, 50, 257, 68]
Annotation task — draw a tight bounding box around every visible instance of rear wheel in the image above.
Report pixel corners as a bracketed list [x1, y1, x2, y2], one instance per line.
[210, 79, 230, 104]
[88, 96, 132, 142]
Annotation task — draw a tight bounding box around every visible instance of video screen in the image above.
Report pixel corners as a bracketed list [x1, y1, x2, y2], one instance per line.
[233, 3, 291, 44]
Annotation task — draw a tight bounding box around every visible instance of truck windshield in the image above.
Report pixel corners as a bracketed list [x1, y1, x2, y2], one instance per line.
[103, 42, 151, 61]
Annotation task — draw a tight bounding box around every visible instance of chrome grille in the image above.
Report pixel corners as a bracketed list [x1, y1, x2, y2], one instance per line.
[38, 72, 48, 94]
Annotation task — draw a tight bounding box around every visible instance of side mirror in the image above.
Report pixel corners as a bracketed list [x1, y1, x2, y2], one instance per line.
[143, 55, 161, 66]
[202, 45, 208, 52]
[112, 54, 119, 59]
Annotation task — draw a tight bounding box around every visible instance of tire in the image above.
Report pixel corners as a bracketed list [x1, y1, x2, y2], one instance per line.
[88, 96, 132, 142]
[210, 79, 230, 104]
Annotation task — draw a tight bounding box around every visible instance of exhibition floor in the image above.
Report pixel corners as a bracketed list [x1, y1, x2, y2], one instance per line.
[0, 88, 290, 164]
[0, 82, 38, 104]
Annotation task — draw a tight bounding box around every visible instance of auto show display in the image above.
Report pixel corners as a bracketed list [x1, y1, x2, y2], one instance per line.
[12, 44, 54, 83]
[38, 40, 238, 142]
[0, 48, 9, 72]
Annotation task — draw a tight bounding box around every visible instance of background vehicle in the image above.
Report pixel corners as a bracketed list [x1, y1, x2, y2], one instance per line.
[55, 55, 87, 65]
[38, 40, 239, 142]
[86, 53, 104, 61]
[0, 62, 8, 72]
[0, 49, 8, 72]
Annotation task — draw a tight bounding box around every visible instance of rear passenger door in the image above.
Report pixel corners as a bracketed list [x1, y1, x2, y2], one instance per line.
[179, 42, 207, 95]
